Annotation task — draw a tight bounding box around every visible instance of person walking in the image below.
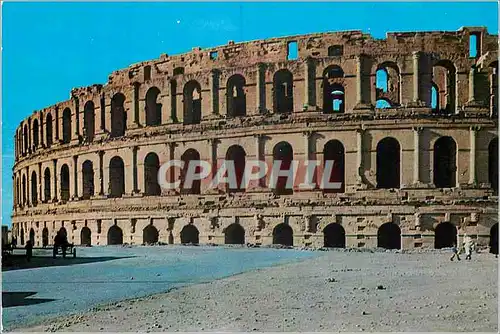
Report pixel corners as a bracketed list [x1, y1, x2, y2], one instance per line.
[450, 242, 461, 261]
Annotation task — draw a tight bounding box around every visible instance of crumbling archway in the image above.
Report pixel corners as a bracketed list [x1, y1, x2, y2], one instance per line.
[272, 141, 294, 195]
[62, 108, 72, 144]
[227, 74, 246, 117]
[146, 87, 162, 126]
[377, 222, 401, 249]
[143, 225, 159, 244]
[82, 160, 94, 200]
[322, 65, 345, 113]
[109, 156, 125, 198]
[433, 136, 457, 188]
[183, 80, 202, 125]
[273, 70, 293, 114]
[80, 227, 91, 246]
[110, 93, 127, 137]
[107, 225, 123, 245]
[60, 164, 70, 201]
[375, 62, 401, 107]
[225, 145, 246, 193]
[323, 140, 345, 193]
[376, 137, 401, 189]
[180, 149, 201, 195]
[323, 223, 346, 248]
[224, 223, 245, 244]
[180, 225, 199, 244]
[432, 60, 456, 114]
[272, 223, 293, 246]
[434, 222, 457, 249]
[489, 223, 498, 255]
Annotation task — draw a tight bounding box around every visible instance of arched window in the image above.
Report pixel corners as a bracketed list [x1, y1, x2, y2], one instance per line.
[60, 164, 70, 201]
[375, 62, 400, 107]
[44, 168, 51, 202]
[180, 224, 199, 244]
[143, 225, 159, 244]
[144, 153, 161, 196]
[323, 66, 345, 113]
[432, 60, 456, 114]
[183, 81, 202, 125]
[272, 223, 293, 246]
[145, 87, 162, 126]
[489, 137, 498, 195]
[323, 223, 345, 248]
[272, 142, 294, 195]
[433, 136, 457, 188]
[46, 113, 53, 147]
[33, 119, 39, 149]
[23, 125, 28, 155]
[111, 93, 127, 138]
[225, 145, 246, 193]
[84, 101, 95, 143]
[180, 149, 201, 195]
[273, 70, 293, 114]
[107, 225, 123, 245]
[109, 156, 125, 198]
[224, 223, 245, 244]
[62, 108, 72, 144]
[81, 227, 91, 246]
[227, 75, 246, 117]
[376, 137, 401, 189]
[31, 171, 38, 206]
[82, 160, 94, 200]
[323, 140, 345, 193]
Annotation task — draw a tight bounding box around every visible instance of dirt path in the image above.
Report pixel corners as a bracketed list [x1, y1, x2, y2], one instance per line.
[15, 251, 498, 332]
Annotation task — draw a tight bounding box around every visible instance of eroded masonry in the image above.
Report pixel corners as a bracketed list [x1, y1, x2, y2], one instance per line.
[11, 27, 499, 250]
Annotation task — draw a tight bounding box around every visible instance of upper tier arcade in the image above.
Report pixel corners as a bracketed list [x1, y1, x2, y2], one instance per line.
[13, 26, 498, 163]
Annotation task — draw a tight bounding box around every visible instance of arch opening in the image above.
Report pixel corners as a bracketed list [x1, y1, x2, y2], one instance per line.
[29, 228, 35, 244]
[489, 138, 498, 195]
[109, 157, 125, 198]
[377, 222, 401, 249]
[323, 140, 345, 193]
[180, 149, 201, 195]
[272, 223, 293, 246]
[376, 137, 401, 189]
[110, 93, 127, 138]
[146, 87, 162, 126]
[82, 160, 95, 200]
[227, 75, 247, 117]
[46, 114, 53, 147]
[42, 227, 49, 247]
[84, 101, 95, 142]
[323, 223, 346, 248]
[143, 225, 159, 244]
[273, 70, 293, 114]
[144, 153, 161, 196]
[225, 145, 246, 193]
[33, 119, 39, 149]
[62, 108, 72, 144]
[434, 222, 457, 249]
[433, 136, 457, 188]
[183, 81, 202, 125]
[490, 223, 498, 255]
[80, 227, 91, 246]
[107, 225, 123, 245]
[432, 60, 456, 114]
[31, 171, 38, 206]
[60, 164, 70, 201]
[375, 62, 400, 107]
[224, 223, 245, 244]
[180, 225, 199, 244]
[273, 142, 294, 195]
[44, 168, 51, 202]
[322, 66, 344, 113]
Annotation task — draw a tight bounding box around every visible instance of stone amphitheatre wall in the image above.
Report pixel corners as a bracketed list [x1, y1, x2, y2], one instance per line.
[11, 26, 499, 250]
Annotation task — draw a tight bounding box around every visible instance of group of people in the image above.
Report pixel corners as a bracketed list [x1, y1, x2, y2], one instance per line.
[23, 229, 71, 261]
[450, 234, 497, 261]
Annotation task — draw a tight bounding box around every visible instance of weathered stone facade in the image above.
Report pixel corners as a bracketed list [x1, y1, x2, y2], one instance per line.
[11, 27, 499, 250]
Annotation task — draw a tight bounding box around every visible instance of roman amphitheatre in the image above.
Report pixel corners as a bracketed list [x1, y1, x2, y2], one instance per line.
[11, 26, 499, 252]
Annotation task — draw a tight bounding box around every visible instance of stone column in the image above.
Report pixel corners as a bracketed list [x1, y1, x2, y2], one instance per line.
[210, 69, 220, 116]
[256, 63, 265, 114]
[413, 127, 423, 185]
[52, 159, 58, 201]
[469, 126, 478, 185]
[72, 155, 78, 199]
[468, 66, 476, 103]
[356, 56, 363, 104]
[304, 59, 311, 109]
[356, 128, 364, 184]
[412, 51, 420, 102]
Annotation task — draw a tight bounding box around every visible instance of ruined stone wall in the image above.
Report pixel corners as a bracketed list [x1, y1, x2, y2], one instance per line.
[11, 27, 499, 249]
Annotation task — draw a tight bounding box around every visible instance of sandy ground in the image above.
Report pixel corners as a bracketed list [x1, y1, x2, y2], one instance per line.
[15, 250, 498, 332]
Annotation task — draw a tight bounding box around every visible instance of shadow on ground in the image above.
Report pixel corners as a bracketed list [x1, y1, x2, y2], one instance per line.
[2, 255, 131, 271]
[2, 292, 57, 308]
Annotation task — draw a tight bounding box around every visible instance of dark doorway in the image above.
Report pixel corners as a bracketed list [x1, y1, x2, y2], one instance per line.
[82, 160, 94, 200]
[42, 227, 49, 247]
[377, 223, 401, 249]
[180, 149, 201, 195]
[33, 119, 39, 149]
[489, 138, 498, 195]
[144, 153, 161, 196]
[323, 223, 346, 248]
[227, 75, 247, 117]
[84, 101, 95, 142]
[434, 222, 457, 249]
[273, 70, 293, 114]
[224, 224, 245, 244]
[272, 224, 293, 246]
[81, 227, 91, 246]
[143, 225, 159, 244]
[60, 165, 70, 201]
[183, 81, 202, 125]
[44, 168, 51, 202]
[31, 171, 38, 206]
[109, 157, 125, 198]
[323, 140, 345, 193]
[376, 137, 401, 189]
[433, 136, 457, 188]
[180, 225, 199, 244]
[225, 145, 246, 193]
[146, 87, 162, 126]
[107, 225, 123, 245]
[62, 108, 72, 144]
[489, 223, 498, 255]
[322, 66, 345, 113]
[273, 142, 294, 195]
[29, 228, 35, 244]
[111, 93, 126, 138]
[46, 113, 53, 147]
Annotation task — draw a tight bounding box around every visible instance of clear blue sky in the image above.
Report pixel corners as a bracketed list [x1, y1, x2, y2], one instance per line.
[2, 2, 498, 227]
